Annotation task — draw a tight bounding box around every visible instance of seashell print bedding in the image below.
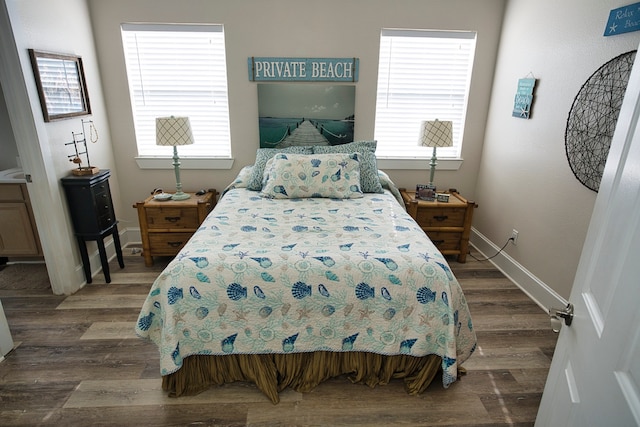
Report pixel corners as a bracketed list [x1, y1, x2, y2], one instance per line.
[136, 173, 477, 390]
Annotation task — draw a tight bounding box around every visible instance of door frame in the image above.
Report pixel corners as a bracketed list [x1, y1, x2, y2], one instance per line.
[0, 0, 81, 295]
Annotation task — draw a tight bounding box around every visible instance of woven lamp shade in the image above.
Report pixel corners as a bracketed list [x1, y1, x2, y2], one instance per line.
[156, 116, 194, 147]
[419, 120, 453, 148]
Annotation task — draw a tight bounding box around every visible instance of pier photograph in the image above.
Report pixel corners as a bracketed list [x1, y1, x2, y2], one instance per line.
[257, 83, 355, 148]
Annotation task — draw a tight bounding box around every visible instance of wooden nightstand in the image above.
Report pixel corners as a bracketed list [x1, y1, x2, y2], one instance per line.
[400, 188, 477, 263]
[134, 190, 217, 266]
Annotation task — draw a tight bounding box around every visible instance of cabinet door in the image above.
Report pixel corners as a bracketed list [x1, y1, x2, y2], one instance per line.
[0, 203, 40, 256]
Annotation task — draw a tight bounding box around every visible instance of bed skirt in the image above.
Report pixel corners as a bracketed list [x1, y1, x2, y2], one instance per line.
[162, 351, 445, 404]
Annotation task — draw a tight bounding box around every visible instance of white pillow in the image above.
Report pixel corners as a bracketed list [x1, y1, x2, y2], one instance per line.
[260, 152, 364, 199]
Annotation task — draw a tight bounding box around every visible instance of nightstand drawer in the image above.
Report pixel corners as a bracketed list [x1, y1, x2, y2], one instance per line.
[400, 188, 476, 263]
[148, 232, 193, 254]
[146, 207, 200, 229]
[426, 231, 462, 252]
[134, 190, 217, 266]
[95, 190, 113, 216]
[97, 212, 115, 229]
[415, 207, 466, 228]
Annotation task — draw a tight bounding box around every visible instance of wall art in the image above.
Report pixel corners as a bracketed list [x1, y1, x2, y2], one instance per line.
[248, 57, 358, 82]
[28, 49, 91, 122]
[565, 50, 636, 192]
[257, 83, 355, 149]
[604, 2, 640, 36]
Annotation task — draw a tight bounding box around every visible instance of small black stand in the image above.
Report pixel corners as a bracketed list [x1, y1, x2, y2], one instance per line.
[61, 169, 124, 283]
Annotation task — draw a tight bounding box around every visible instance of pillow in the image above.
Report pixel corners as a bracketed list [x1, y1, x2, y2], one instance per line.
[247, 146, 313, 191]
[313, 141, 383, 193]
[313, 140, 377, 154]
[260, 152, 364, 199]
[233, 165, 254, 188]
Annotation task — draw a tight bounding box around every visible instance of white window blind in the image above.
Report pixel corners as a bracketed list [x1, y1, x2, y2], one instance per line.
[374, 29, 476, 159]
[121, 23, 231, 157]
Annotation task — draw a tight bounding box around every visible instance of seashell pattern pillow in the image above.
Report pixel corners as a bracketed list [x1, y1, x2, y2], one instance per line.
[312, 141, 384, 193]
[260, 152, 364, 199]
[247, 146, 314, 191]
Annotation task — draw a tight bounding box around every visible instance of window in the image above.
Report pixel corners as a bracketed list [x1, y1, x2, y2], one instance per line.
[374, 29, 476, 159]
[121, 23, 231, 158]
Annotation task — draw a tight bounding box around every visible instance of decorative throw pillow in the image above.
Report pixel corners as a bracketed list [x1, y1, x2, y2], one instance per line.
[313, 141, 383, 193]
[313, 140, 377, 153]
[247, 146, 313, 191]
[260, 152, 364, 199]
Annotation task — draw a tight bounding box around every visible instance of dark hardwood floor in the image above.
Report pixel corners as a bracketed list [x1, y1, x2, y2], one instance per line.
[0, 246, 558, 426]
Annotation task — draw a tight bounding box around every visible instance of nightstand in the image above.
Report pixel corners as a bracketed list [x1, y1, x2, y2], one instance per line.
[400, 188, 477, 263]
[61, 169, 124, 283]
[134, 190, 217, 266]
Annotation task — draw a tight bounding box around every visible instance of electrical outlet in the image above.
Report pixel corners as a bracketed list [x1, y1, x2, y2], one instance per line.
[511, 229, 519, 245]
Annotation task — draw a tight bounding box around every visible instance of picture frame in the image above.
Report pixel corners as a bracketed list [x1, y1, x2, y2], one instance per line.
[28, 49, 91, 122]
[416, 183, 436, 201]
[257, 83, 355, 148]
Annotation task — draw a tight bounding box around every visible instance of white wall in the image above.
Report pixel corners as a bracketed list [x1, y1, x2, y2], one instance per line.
[2, 0, 122, 293]
[474, 0, 640, 301]
[87, 0, 505, 230]
[0, 85, 20, 171]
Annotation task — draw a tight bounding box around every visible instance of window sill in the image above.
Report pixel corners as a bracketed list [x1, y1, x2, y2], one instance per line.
[135, 157, 235, 170]
[377, 157, 462, 170]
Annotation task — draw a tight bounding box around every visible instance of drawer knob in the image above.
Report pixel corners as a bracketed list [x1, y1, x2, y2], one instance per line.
[165, 216, 181, 222]
[433, 215, 448, 221]
[168, 241, 183, 247]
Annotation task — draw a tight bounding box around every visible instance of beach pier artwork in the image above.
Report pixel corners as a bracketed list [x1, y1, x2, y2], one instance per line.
[258, 84, 355, 149]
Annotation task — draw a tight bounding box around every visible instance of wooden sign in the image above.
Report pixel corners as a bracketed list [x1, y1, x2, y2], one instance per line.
[248, 57, 359, 82]
[604, 2, 640, 36]
[512, 78, 536, 119]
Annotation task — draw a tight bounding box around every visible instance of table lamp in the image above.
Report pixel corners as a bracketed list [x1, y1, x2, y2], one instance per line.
[419, 119, 453, 186]
[156, 116, 194, 200]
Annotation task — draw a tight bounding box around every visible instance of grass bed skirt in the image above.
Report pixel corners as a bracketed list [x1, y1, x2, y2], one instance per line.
[162, 351, 443, 403]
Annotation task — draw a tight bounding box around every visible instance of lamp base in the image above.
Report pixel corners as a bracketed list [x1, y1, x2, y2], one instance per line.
[171, 191, 190, 201]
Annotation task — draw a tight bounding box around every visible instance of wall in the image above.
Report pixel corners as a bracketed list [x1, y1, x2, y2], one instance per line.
[2, 0, 121, 293]
[87, 0, 505, 231]
[0, 84, 19, 170]
[474, 0, 640, 301]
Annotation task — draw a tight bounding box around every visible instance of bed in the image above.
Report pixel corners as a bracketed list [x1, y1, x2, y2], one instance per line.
[135, 143, 477, 403]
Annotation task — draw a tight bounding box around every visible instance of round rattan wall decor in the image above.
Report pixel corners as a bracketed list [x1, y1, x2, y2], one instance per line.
[565, 50, 636, 192]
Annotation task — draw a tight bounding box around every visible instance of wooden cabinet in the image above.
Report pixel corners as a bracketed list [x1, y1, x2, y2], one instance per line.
[400, 188, 477, 263]
[61, 170, 124, 283]
[0, 183, 42, 257]
[134, 191, 217, 266]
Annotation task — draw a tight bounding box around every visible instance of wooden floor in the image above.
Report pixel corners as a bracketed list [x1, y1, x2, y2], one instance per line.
[0, 247, 558, 426]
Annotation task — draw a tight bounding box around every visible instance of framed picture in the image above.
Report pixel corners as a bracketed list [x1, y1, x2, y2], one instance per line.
[416, 184, 436, 201]
[257, 83, 355, 148]
[28, 49, 91, 122]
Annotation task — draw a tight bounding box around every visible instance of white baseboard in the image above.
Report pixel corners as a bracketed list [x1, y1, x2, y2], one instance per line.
[469, 228, 567, 313]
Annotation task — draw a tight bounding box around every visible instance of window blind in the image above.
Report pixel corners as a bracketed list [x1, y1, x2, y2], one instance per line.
[121, 23, 231, 157]
[374, 29, 477, 159]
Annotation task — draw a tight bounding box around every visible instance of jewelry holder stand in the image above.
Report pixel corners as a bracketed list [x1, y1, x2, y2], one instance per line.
[66, 119, 99, 176]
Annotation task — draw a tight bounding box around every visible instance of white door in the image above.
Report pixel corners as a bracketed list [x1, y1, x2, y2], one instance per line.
[535, 49, 640, 426]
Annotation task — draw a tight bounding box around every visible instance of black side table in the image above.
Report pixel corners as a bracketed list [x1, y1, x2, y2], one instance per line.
[61, 169, 124, 283]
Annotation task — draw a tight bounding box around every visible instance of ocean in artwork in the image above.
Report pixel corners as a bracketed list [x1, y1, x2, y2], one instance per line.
[259, 116, 354, 148]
